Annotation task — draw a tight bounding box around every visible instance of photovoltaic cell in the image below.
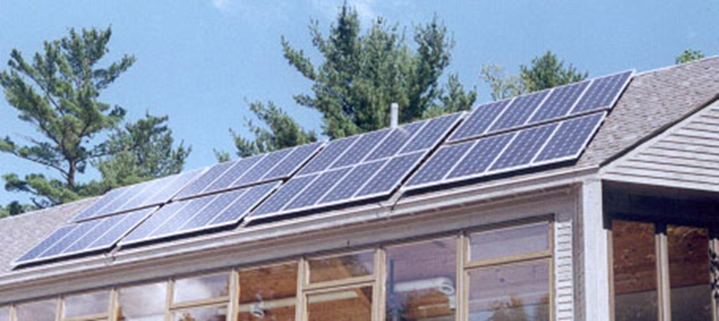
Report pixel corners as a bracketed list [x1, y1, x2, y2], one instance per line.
[250, 175, 317, 217]
[489, 123, 557, 171]
[180, 189, 246, 231]
[148, 196, 216, 238]
[142, 170, 204, 206]
[405, 142, 473, 187]
[534, 112, 605, 163]
[298, 137, 358, 175]
[401, 113, 462, 153]
[204, 156, 263, 194]
[121, 202, 185, 243]
[88, 209, 151, 249]
[319, 160, 387, 205]
[572, 71, 632, 114]
[72, 187, 129, 222]
[447, 133, 516, 179]
[356, 151, 424, 197]
[14, 225, 76, 265]
[331, 129, 391, 168]
[529, 80, 590, 123]
[176, 161, 235, 199]
[211, 181, 279, 225]
[39, 219, 104, 259]
[234, 148, 294, 186]
[62, 208, 153, 256]
[448, 100, 511, 142]
[285, 168, 351, 211]
[92, 183, 153, 218]
[263, 142, 322, 180]
[63, 215, 125, 254]
[489, 90, 549, 132]
[365, 122, 423, 161]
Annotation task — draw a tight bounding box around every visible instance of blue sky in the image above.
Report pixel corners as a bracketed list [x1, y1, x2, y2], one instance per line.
[1, 0, 718, 205]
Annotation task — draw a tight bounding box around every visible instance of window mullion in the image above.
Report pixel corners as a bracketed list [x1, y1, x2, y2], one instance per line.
[296, 258, 307, 321]
[457, 234, 467, 321]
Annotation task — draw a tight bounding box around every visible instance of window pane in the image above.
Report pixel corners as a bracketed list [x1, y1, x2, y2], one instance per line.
[308, 251, 374, 283]
[468, 260, 550, 321]
[668, 225, 712, 320]
[118, 282, 167, 321]
[64, 291, 109, 318]
[386, 238, 457, 320]
[238, 262, 297, 321]
[469, 222, 549, 261]
[0, 307, 9, 321]
[612, 220, 658, 321]
[16, 299, 56, 321]
[307, 286, 373, 321]
[174, 273, 230, 303]
[173, 306, 227, 321]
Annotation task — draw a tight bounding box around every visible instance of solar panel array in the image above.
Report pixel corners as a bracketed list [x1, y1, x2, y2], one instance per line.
[13, 70, 634, 268]
[246, 113, 463, 222]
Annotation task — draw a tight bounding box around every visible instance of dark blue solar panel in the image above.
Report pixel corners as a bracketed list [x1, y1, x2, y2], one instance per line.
[448, 133, 516, 180]
[89, 208, 151, 249]
[143, 170, 203, 205]
[264, 143, 322, 180]
[530, 80, 590, 123]
[298, 137, 357, 175]
[535, 112, 605, 163]
[285, 168, 351, 211]
[401, 113, 461, 153]
[489, 123, 557, 171]
[405, 142, 473, 188]
[148, 196, 216, 238]
[72, 187, 129, 222]
[332, 129, 391, 168]
[14, 225, 76, 265]
[176, 161, 235, 199]
[572, 71, 632, 114]
[39, 219, 104, 259]
[356, 151, 424, 197]
[63, 215, 125, 254]
[366, 122, 423, 161]
[234, 148, 294, 186]
[122, 202, 185, 243]
[204, 156, 263, 193]
[449, 100, 511, 142]
[489, 90, 550, 132]
[117, 180, 165, 212]
[180, 189, 246, 231]
[250, 175, 318, 218]
[211, 182, 279, 225]
[319, 160, 387, 205]
[92, 183, 154, 218]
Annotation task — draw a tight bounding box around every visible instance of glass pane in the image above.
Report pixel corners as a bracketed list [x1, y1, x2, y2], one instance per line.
[238, 262, 297, 321]
[0, 307, 9, 321]
[386, 238, 457, 320]
[174, 273, 230, 303]
[173, 306, 227, 321]
[64, 291, 109, 317]
[307, 286, 373, 321]
[469, 222, 549, 261]
[16, 299, 57, 321]
[668, 225, 712, 320]
[308, 251, 374, 283]
[118, 282, 167, 321]
[468, 260, 550, 321]
[612, 220, 658, 321]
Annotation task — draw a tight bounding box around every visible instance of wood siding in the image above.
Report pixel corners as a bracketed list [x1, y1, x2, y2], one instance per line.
[603, 103, 719, 192]
[555, 220, 574, 320]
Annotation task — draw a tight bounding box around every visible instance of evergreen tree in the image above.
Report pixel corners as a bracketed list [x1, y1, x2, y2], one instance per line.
[676, 49, 705, 64]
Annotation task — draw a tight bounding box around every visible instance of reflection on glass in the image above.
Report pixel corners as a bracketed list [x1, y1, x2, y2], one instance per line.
[307, 286, 373, 321]
[174, 273, 230, 303]
[173, 306, 227, 321]
[668, 225, 711, 320]
[16, 299, 57, 321]
[469, 222, 549, 262]
[0, 307, 9, 321]
[64, 291, 109, 318]
[612, 220, 658, 321]
[386, 238, 457, 320]
[308, 251, 374, 283]
[118, 282, 167, 321]
[238, 262, 297, 321]
[468, 260, 550, 321]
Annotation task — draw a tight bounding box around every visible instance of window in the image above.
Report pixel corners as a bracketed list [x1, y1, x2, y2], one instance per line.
[171, 272, 231, 321]
[308, 251, 374, 284]
[668, 225, 712, 320]
[118, 282, 167, 321]
[612, 220, 658, 321]
[306, 286, 373, 321]
[16, 299, 57, 321]
[0, 307, 9, 321]
[385, 237, 457, 320]
[63, 291, 109, 319]
[238, 262, 298, 321]
[465, 222, 552, 321]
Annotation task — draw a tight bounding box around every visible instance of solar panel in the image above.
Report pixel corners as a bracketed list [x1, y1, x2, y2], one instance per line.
[246, 113, 462, 222]
[447, 133, 516, 179]
[571, 71, 632, 114]
[72, 170, 203, 223]
[175, 143, 321, 200]
[14, 207, 154, 266]
[534, 112, 606, 163]
[298, 136, 358, 175]
[489, 90, 549, 132]
[405, 142, 474, 187]
[448, 100, 511, 142]
[489, 123, 557, 171]
[121, 182, 279, 246]
[529, 80, 590, 123]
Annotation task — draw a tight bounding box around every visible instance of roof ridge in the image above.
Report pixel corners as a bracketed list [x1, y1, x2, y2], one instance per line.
[1, 197, 97, 222]
[634, 55, 719, 77]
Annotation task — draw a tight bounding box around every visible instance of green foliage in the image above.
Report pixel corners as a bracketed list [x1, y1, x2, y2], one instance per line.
[676, 49, 705, 64]
[483, 51, 587, 101]
[231, 5, 476, 156]
[231, 101, 317, 158]
[0, 201, 31, 218]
